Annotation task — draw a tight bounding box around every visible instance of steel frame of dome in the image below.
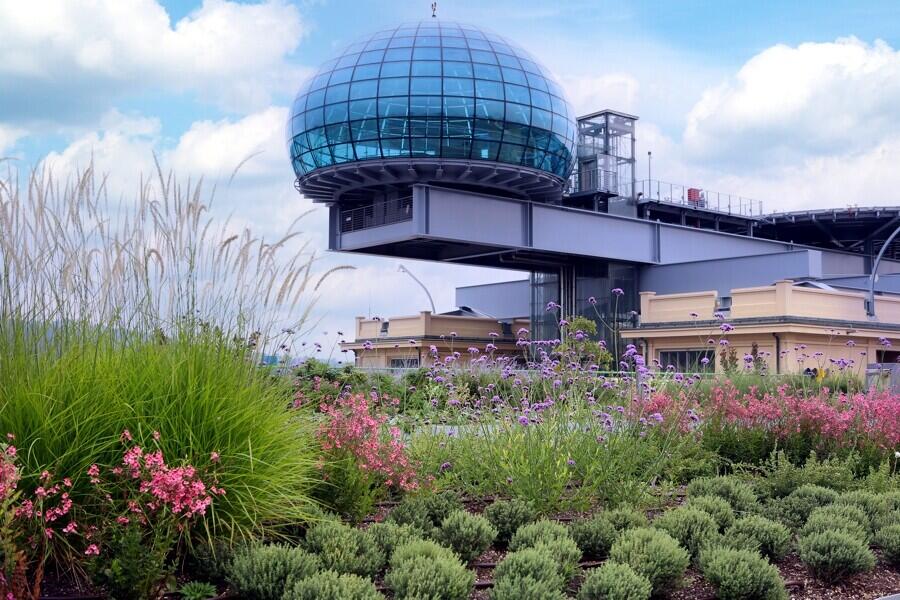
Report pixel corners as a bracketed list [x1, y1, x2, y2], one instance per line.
[288, 20, 576, 202]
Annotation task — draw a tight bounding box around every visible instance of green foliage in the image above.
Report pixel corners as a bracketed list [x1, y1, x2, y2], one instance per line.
[227, 544, 321, 600]
[532, 536, 582, 583]
[798, 529, 875, 583]
[752, 451, 856, 498]
[304, 519, 384, 577]
[609, 527, 690, 595]
[686, 495, 735, 532]
[314, 453, 381, 522]
[603, 507, 649, 533]
[437, 510, 497, 562]
[766, 484, 838, 530]
[723, 516, 791, 561]
[577, 561, 652, 600]
[801, 504, 870, 543]
[836, 490, 890, 528]
[509, 519, 572, 551]
[686, 477, 760, 514]
[390, 539, 456, 566]
[874, 524, 900, 565]
[699, 547, 787, 600]
[387, 491, 462, 537]
[484, 499, 537, 546]
[179, 582, 218, 600]
[493, 548, 564, 592]
[569, 515, 617, 558]
[283, 570, 385, 600]
[491, 576, 568, 600]
[367, 522, 424, 561]
[652, 506, 719, 560]
[386, 540, 474, 600]
[88, 524, 173, 600]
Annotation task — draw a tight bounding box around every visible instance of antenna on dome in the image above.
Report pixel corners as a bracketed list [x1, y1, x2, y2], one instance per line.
[431, 2, 437, 17]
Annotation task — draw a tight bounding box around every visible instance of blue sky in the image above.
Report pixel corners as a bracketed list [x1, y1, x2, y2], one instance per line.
[2, 0, 900, 352]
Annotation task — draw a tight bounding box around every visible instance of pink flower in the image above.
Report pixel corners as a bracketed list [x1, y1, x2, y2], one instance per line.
[120, 429, 133, 443]
[210, 451, 220, 463]
[84, 544, 100, 556]
[63, 522, 78, 534]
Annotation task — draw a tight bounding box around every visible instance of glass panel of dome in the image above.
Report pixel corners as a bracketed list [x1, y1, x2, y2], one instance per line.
[311, 146, 332, 168]
[408, 95, 442, 116]
[530, 90, 551, 111]
[418, 26, 440, 35]
[498, 143, 525, 164]
[467, 39, 492, 51]
[305, 88, 326, 108]
[471, 140, 499, 160]
[443, 97, 473, 117]
[388, 37, 414, 48]
[396, 27, 417, 36]
[306, 126, 327, 148]
[442, 137, 471, 159]
[328, 68, 353, 85]
[411, 60, 441, 76]
[413, 47, 440, 60]
[506, 103, 530, 125]
[365, 38, 390, 50]
[444, 118, 471, 137]
[351, 119, 378, 141]
[349, 98, 377, 120]
[415, 35, 440, 47]
[529, 129, 552, 150]
[504, 83, 529, 104]
[442, 47, 469, 61]
[335, 53, 359, 69]
[501, 67, 527, 85]
[519, 59, 540, 74]
[502, 123, 529, 145]
[380, 61, 410, 77]
[531, 108, 552, 131]
[378, 77, 408, 96]
[355, 140, 380, 159]
[379, 117, 407, 137]
[324, 103, 348, 124]
[304, 108, 324, 129]
[410, 76, 441, 95]
[473, 64, 501, 81]
[352, 64, 380, 80]
[384, 48, 412, 61]
[475, 80, 503, 101]
[443, 61, 472, 77]
[470, 50, 498, 65]
[371, 30, 393, 40]
[349, 81, 377, 101]
[526, 72, 548, 91]
[474, 99, 504, 120]
[443, 77, 473, 96]
[442, 36, 466, 48]
[325, 83, 350, 103]
[308, 72, 330, 90]
[326, 123, 352, 144]
[473, 119, 503, 141]
[381, 137, 409, 157]
[378, 97, 409, 117]
[496, 54, 521, 68]
[358, 50, 385, 64]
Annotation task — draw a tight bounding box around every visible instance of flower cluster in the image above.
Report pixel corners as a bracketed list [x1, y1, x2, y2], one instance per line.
[0, 438, 18, 502]
[318, 393, 418, 491]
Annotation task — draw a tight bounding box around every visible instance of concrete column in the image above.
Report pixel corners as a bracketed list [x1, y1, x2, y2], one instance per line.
[640, 291, 656, 321]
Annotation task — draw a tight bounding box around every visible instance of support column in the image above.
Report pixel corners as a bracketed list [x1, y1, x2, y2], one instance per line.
[560, 265, 576, 320]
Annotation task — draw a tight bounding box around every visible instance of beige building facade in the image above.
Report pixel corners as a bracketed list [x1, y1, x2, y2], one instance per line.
[621, 280, 900, 374]
[342, 311, 530, 369]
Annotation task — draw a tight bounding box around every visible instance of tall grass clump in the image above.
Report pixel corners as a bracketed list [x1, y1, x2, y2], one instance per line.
[0, 162, 339, 546]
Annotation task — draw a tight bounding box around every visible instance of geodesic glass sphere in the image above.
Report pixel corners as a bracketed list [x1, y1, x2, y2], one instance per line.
[287, 20, 576, 182]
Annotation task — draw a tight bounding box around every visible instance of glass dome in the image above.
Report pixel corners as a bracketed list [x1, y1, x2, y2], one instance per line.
[287, 20, 576, 187]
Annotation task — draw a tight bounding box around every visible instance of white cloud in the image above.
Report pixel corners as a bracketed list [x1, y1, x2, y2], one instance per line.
[0, 0, 308, 123]
[168, 107, 288, 178]
[562, 73, 641, 116]
[684, 37, 900, 167]
[0, 124, 27, 155]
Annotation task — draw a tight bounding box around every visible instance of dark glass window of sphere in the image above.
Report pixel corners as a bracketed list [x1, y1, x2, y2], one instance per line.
[288, 21, 576, 180]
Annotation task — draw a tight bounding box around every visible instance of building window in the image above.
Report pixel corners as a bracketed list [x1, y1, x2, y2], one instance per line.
[390, 358, 420, 368]
[658, 349, 713, 373]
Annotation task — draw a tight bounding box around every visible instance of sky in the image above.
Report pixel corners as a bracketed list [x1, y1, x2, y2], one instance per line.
[2, 0, 900, 355]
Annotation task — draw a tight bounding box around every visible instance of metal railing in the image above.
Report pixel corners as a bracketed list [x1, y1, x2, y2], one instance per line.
[339, 196, 413, 233]
[565, 166, 619, 196]
[627, 180, 764, 217]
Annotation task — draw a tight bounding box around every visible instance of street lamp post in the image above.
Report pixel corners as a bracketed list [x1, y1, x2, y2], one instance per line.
[398, 264, 436, 313]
